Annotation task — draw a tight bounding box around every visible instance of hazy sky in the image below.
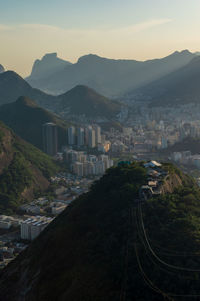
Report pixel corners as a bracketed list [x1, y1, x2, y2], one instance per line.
[1, 0, 200, 76]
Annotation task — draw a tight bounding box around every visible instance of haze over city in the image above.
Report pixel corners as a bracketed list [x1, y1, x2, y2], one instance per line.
[2, 1, 200, 300]
[1, 0, 200, 76]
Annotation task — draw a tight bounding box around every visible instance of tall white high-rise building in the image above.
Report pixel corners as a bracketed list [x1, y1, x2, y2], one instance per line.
[68, 126, 75, 145]
[77, 127, 85, 146]
[88, 127, 96, 148]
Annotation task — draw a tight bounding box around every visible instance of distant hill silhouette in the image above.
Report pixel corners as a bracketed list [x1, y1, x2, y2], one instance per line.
[0, 65, 4, 73]
[130, 56, 200, 106]
[57, 85, 121, 118]
[26, 50, 196, 97]
[26, 53, 72, 87]
[0, 71, 122, 120]
[0, 71, 55, 107]
[0, 96, 69, 150]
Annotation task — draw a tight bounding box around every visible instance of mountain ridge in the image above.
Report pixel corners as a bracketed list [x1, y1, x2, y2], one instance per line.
[0, 71, 122, 121]
[129, 55, 200, 106]
[26, 50, 196, 97]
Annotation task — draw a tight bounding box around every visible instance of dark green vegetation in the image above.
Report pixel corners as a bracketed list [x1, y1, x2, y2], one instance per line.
[138, 185, 200, 299]
[58, 85, 121, 118]
[26, 50, 196, 97]
[2, 162, 200, 300]
[0, 96, 69, 150]
[0, 122, 58, 214]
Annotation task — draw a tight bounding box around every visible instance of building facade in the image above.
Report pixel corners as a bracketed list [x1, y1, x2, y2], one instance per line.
[43, 123, 58, 156]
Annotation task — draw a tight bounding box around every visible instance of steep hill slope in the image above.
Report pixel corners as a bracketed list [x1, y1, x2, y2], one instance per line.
[26, 50, 196, 97]
[131, 56, 200, 106]
[0, 96, 69, 150]
[0, 122, 58, 214]
[1, 162, 200, 300]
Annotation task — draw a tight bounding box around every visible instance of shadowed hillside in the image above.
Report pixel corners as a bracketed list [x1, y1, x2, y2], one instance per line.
[0, 72, 122, 121]
[0, 96, 70, 150]
[131, 56, 200, 106]
[57, 85, 122, 118]
[1, 162, 200, 300]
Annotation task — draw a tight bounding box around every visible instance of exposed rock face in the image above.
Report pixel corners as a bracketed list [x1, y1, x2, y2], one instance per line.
[160, 172, 184, 194]
[28, 53, 71, 80]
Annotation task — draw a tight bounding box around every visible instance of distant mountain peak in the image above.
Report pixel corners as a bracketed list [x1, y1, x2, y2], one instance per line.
[42, 52, 58, 60]
[172, 49, 192, 56]
[180, 49, 191, 54]
[62, 84, 107, 99]
[69, 84, 95, 93]
[59, 84, 121, 118]
[28, 53, 72, 80]
[1, 70, 19, 77]
[0, 64, 4, 73]
[77, 54, 105, 64]
[0, 70, 31, 90]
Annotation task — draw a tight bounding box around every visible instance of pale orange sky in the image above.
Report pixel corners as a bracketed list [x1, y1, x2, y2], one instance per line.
[1, 0, 200, 77]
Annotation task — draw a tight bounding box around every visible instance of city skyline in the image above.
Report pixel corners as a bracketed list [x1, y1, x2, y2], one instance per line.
[1, 0, 200, 76]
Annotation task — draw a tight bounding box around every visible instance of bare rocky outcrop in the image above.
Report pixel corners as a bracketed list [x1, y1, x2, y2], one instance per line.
[160, 172, 185, 194]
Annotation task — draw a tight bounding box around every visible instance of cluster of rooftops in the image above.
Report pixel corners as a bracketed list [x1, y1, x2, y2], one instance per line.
[139, 161, 168, 201]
